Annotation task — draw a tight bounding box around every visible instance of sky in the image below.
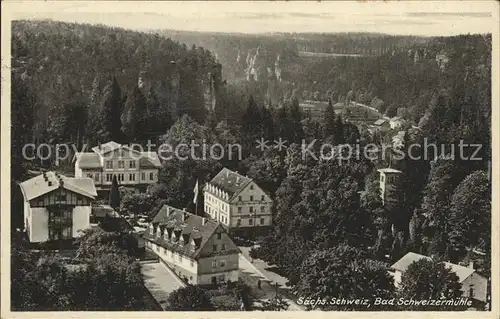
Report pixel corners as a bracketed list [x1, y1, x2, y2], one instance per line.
[6, 1, 499, 36]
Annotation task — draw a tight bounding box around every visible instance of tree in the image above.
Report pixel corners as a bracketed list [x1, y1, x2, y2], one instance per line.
[100, 76, 124, 142]
[76, 228, 138, 259]
[294, 245, 394, 310]
[399, 258, 464, 310]
[322, 99, 337, 141]
[448, 171, 490, 261]
[121, 85, 148, 142]
[260, 296, 289, 311]
[109, 175, 121, 210]
[167, 285, 215, 311]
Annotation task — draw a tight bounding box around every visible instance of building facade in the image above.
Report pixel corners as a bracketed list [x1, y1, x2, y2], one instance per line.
[143, 205, 240, 285]
[19, 171, 97, 242]
[74, 141, 161, 189]
[204, 168, 273, 229]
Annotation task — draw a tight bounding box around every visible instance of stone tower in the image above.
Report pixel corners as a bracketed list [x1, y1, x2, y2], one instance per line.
[377, 168, 402, 207]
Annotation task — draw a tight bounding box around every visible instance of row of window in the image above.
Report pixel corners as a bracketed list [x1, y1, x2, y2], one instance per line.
[105, 160, 136, 169]
[237, 206, 266, 214]
[154, 244, 196, 267]
[211, 259, 226, 268]
[39, 194, 86, 206]
[237, 195, 265, 202]
[100, 172, 155, 182]
[236, 217, 265, 226]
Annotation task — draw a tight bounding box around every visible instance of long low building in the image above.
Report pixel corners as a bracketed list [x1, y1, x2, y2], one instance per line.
[143, 205, 241, 286]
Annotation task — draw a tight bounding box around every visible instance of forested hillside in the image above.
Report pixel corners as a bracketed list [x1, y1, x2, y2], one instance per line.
[12, 20, 218, 147]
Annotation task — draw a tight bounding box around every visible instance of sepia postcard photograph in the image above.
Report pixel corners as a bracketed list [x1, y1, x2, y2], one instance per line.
[1, 1, 499, 318]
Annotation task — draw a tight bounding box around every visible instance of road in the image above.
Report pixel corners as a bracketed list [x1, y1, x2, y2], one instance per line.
[238, 249, 304, 311]
[141, 261, 186, 310]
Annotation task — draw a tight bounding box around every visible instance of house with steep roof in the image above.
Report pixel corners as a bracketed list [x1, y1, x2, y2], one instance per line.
[390, 252, 488, 303]
[204, 168, 273, 230]
[373, 118, 391, 132]
[74, 141, 161, 189]
[143, 205, 240, 285]
[19, 171, 97, 242]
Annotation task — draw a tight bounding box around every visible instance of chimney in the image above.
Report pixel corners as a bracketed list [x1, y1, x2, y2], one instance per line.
[468, 261, 474, 269]
[202, 218, 207, 225]
[183, 212, 189, 221]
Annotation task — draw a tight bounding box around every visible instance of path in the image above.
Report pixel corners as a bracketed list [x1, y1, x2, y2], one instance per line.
[141, 260, 186, 310]
[238, 249, 304, 311]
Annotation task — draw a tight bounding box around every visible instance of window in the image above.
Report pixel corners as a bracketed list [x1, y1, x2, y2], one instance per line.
[213, 244, 218, 252]
[237, 219, 241, 226]
[129, 160, 136, 168]
[212, 260, 217, 268]
[249, 219, 253, 225]
[220, 260, 226, 268]
[118, 160, 125, 168]
[106, 161, 113, 169]
[260, 206, 265, 212]
[95, 173, 100, 182]
[217, 233, 222, 240]
[238, 207, 242, 213]
[150, 172, 154, 180]
[380, 175, 385, 182]
[222, 244, 227, 251]
[190, 261, 194, 267]
[56, 194, 66, 202]
[260, 218, 264, 225]
[179, 255, 183, 262]
[249, 207, 253, 213]
[129, 173, 136, 181]
[250, 185, 254, 190]
[171, 250, 174, 257]
[87, 173, 93, 178]
[142, 172, 146, 180]
[48, 210, 72, 240]
[106, 174, 112, 182]
[250, 195, 253, 201]
[238, 196, 242, 201]
[38, 199, 44, 206]
[261, 195, 265, 201]
[469, 285, 474, 298]
[218, 275, 225, 282]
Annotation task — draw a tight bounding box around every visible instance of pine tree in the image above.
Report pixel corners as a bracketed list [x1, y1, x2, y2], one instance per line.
[287, 97, 304, 144]
[121, 85, 147, 142]
[322, 99, 337, 141]
[109, 175, 121, 210]
[100, 76, 123, 142]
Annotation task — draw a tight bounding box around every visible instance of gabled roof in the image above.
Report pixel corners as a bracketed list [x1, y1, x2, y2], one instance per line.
[139, 152, 162, 168]
[391, 252, 431, 272]
[207, 168, 252, 199]
[391, 252, 477, 283]
[91, 141, 122, 154]
[19, 171, 97, 201]
[143, 205, 239, 259]
[77, 142, 161, 169]
[374, 119, 388, 126]
[443, 262, 475, 283]
[378, 168, 402, 174]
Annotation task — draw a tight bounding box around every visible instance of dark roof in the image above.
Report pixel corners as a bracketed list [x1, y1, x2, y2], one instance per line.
[208, 168, 252, 199]
[143, 205, 239, 259]
[91, 205, 120, 218]
[98, 217, 135, 233]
